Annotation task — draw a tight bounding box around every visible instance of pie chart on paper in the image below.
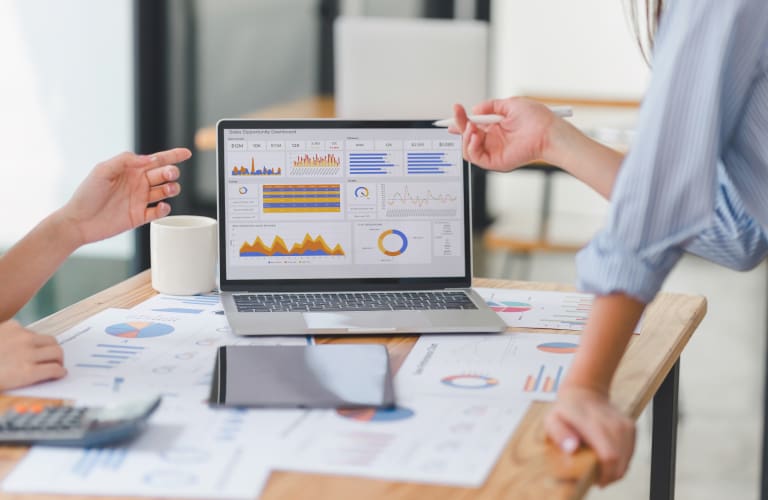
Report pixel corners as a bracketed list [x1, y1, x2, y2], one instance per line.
[105, 321, 175, 339]
[536, 342, 578, 354]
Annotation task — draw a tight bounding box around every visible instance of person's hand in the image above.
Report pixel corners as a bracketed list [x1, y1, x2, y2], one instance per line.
[545, 386, 636, 486]
[448, 98, 563, 172]
[58, 148, 192, 246]
[0, 320, 66, 391]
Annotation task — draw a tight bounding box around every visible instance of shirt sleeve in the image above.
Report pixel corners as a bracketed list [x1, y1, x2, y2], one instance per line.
[577, 0, 768, 303]
[684, 163, 768, 270]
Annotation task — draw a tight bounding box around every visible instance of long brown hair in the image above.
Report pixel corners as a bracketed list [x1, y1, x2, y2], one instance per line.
[627, 0, 664, 62]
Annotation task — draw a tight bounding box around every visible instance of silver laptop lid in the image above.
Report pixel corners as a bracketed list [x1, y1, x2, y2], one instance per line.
[216, 119, 472, 293]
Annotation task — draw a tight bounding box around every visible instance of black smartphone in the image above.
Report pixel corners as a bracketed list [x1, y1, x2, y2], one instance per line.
[209, 344, 395, 409]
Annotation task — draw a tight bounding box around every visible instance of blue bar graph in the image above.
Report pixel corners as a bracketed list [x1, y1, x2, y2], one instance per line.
[407, 152, 455, 174]
[76, 344, 145, 370]
[349, 152, 395, 175]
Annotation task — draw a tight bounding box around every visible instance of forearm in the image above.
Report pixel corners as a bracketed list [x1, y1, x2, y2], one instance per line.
[561, 294, 644, 395]
[543, 118, 624, 200]
[0, 210, 83, 320]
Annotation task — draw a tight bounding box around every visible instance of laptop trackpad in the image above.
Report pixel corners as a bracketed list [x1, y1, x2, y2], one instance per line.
[303, 311, 431, 330]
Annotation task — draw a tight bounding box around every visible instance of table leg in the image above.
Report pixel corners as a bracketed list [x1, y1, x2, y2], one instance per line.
[539, 169, 554, 243]
[650, 360, 680, 500]
[762, 295, 768, 500]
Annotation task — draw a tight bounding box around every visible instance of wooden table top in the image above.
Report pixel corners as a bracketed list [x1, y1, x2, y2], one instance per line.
[0, 271, 705, 500]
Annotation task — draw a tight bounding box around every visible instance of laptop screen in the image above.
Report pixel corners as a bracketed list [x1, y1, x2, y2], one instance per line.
[217, 120, 471, 291]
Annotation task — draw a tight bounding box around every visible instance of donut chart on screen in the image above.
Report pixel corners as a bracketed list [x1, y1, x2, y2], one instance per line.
[105, 321, 175, 339]
[377, 229, 408, 256]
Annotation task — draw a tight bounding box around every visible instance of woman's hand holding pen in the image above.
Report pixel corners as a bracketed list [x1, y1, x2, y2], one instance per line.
[448, 97, 571, 172]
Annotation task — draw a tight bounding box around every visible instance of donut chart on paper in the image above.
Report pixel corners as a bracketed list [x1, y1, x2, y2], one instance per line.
[536, 342, 578, 354]
[441, 374, 499, 389]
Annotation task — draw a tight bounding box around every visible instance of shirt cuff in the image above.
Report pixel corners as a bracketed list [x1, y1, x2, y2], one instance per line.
[576, 233, 684, 304]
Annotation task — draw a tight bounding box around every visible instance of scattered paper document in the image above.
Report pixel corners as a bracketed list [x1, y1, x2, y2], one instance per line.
[2, 399, 303, 499]
[9, 307, 309, 405]
[129, 292, 224, 316]
[474, 288, 642, 333]
[396, 333, 581, 402]
[275, 395, 529, 487]
[3, 297, 586, 494]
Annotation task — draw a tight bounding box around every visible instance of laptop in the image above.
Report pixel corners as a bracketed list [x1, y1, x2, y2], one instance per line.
[217, 119, 506, 335]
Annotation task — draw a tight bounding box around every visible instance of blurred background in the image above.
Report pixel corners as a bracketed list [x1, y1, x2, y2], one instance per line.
[0, 0, 763, 498]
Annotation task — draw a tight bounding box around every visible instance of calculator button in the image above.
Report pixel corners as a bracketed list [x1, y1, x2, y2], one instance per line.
[28, 404, 45, 414]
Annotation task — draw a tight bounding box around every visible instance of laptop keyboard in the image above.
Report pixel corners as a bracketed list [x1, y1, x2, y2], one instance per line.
[233, 291, 478, 312]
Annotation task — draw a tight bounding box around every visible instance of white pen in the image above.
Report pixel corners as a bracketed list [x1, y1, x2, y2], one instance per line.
[432, 106, 573, 128]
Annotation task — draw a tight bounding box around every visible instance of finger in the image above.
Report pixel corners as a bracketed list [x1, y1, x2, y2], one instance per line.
[545, 412, 581, 454]
[30, 332, 59, 347]
[448, 104, 467, 133]
[129, 147, 192, 169]
[145, 202, 172, 223]
[471, 99, 498, 115]
[31, 344, 64, 364]
[147, 182, 181, 204]
[606, 419, 635, 485]
[466, 124, 488, 165]
[462, 122, 474, 160]
[145, 165, 181, 186]
[26, 362, 67, 386]
[146, 148, 192, 168]
[566, 418, 622, 486]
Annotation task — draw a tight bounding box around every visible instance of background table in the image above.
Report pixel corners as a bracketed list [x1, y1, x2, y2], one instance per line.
[0, 271, 705, 500]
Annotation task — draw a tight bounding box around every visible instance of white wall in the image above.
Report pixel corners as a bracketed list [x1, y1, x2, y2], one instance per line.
[491, 0, 649, 100]
[486, 0, 648, 240]
[0, 0, 133, 257]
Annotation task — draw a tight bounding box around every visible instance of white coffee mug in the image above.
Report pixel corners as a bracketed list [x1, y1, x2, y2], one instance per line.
[150, 215, 218, 295]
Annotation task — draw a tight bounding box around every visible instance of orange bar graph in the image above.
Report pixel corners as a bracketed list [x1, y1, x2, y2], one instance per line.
[292, 153, 340, 168]
[523, 375, 535, 392]
[231, 157, 282, 176]
[542, 377, 553, 393]
[523, 365, 564, 393]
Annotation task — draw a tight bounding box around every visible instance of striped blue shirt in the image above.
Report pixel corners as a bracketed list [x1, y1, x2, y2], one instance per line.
[577, 0, 768, 303]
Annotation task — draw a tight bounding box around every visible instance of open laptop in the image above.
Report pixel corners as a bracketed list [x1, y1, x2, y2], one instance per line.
[217, 119, 505, 335]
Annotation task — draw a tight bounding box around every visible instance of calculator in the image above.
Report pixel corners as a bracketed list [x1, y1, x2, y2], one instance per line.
[0, 396, 161, 447]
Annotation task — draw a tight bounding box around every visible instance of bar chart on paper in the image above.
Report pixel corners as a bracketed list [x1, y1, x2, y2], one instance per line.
[474, 288, 643, 332]
[139, 294, 222, 315]
[394, 333, 581, 404]
[522, 364, 564, 397]
[476, 288, 591, 330]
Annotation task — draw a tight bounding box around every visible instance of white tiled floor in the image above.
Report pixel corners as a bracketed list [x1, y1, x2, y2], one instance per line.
[478, 249, 766, 499]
